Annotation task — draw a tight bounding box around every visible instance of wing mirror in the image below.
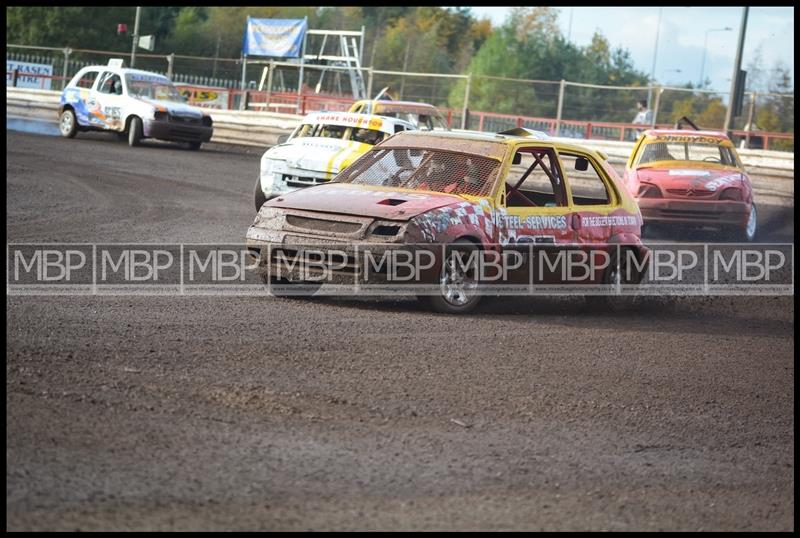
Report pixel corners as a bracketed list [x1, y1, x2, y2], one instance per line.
[276, 134, 290, 145]
[512, 152, 522, 165]
[575, 156, 589, 171]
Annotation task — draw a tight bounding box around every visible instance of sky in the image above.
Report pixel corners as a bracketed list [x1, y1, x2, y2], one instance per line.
[467, 6, 794, 93]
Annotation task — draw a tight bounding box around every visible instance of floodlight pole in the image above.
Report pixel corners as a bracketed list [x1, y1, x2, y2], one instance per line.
[296, 16, 308, 115]
[724, 7, 749, 135]
[647, 8, 663, 108]
[130, 6, 141, 68]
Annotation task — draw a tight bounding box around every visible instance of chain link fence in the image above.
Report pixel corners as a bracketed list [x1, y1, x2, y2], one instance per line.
[7, 43, 794, 151]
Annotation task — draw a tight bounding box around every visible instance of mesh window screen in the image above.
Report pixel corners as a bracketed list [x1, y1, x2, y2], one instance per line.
[335, 148, 501, 197]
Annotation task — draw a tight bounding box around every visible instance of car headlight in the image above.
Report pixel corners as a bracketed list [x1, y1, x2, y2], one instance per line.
[253, 206, 285, 228]
[202, 115, 212, 127]
[154, 110, 169, 121]
[719, 187, 743, 201]
[637, 183, 662, 198]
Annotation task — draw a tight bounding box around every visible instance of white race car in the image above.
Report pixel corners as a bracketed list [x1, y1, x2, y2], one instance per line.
[255, 111, 416, 210]
[58, 59, 213, 150]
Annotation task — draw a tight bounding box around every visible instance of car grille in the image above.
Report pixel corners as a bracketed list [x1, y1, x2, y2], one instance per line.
[284, 174, 330, 187]
[171, 115, 201, 125]
[666, 188, 715, 197]
[285, 215, 363, 235]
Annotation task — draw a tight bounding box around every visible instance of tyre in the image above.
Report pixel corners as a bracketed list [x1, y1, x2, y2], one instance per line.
[128, 116, 143, 147]
[420, 240, 482, 314]
[732, 203, 757, 243]
[187, 141, 202, 151]
[59, 109, 78, 138]
[254, 177, 267, 212]
[586, 246, 644, 312]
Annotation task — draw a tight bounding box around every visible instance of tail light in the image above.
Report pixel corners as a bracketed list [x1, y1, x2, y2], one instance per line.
[719, 188, 743, 201]
[637, 183, 661, 198]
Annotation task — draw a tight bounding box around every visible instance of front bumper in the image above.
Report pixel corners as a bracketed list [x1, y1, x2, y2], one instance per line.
[637, 198, 750, 227]
[144, 119, 213, 143]
[260, 166, 335, 199]
[244, 210, 433, 286]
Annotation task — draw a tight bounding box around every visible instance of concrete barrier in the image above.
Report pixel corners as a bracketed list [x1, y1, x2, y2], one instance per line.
[5, 88, 302, 147]
[7, 87, 794, 176]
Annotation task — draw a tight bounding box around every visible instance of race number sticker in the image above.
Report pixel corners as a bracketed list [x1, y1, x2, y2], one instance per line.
[104, 106, 121, 120]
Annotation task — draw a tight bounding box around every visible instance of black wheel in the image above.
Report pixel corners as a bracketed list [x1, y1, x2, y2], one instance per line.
[254, 177, 267, 212]
[732, 203, 757, 243]
[419, 240, 482, 314]
[128, 116, 143, 147]
[187, 141, 202, 151]
[59, 109, 77, 138]
[586, 246, 644, 311]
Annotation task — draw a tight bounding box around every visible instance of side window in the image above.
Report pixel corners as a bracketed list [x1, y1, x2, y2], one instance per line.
[505, 148, 567, 207]
[720, 146, 740, 167]
[559, 153, 612, 206]
[75, 70, 99, 89]
[98, 72, 122, 95]
[318, 124, 347, 139]
[293, 123, 315, 138]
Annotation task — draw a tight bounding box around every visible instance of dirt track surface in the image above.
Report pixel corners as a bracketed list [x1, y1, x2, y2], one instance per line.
[6, 130, 795, 531]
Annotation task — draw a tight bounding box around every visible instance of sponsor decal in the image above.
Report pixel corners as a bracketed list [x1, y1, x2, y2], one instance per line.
[314, 114, 384, 131]
[501, 215, 568, 230]
[582, 215, 638, 227]
[668, 169, 711, 176]
[704, 174, 740, 192]
[129, 73, 170, 83]
[651, 135, 724, 145]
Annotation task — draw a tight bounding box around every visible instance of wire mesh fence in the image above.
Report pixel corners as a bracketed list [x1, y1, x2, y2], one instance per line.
[6, 43, 794, 150]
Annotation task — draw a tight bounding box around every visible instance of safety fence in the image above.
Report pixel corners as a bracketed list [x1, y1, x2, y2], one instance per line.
[7, 42, 795, 152]
[7, 87, 794, 179]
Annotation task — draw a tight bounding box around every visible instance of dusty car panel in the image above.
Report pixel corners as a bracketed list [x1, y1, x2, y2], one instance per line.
[246, 129, 648, 313]
[623, 129, 757, 241]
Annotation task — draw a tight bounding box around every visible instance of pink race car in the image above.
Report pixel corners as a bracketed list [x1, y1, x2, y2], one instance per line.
[622, 129, 757, 241]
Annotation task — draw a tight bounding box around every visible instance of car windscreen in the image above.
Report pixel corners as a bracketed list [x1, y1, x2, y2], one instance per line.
[637, 138, 740, 167]
[125, 74, 183, 102]
[333, 147, 501, 197]
[293, 123, 348, 140]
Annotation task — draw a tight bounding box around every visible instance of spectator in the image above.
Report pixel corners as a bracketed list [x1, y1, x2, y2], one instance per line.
[632, 99, 653, 139]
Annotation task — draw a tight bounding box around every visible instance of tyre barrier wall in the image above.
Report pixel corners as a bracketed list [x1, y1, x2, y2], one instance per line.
[7, 87, 795, 178]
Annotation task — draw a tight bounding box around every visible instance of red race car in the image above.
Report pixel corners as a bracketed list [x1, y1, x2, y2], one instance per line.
[622, 129, 757, 241]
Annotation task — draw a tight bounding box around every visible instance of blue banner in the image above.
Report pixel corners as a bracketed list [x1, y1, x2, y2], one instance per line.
[242, 17, 307, 57]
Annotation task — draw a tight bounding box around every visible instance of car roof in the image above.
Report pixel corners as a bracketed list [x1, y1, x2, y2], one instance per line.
[77, 65, 170, 80]
[366, 100, 438, 110]
[302, 111, 415, 131]
[643, 128, 730, 140]
[389, 129, 605, 157]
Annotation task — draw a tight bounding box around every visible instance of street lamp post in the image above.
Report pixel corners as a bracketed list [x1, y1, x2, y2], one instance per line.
[698, 27, 733, 88]
[647, 8, 663, 108]
[130, 6, 141, 68]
